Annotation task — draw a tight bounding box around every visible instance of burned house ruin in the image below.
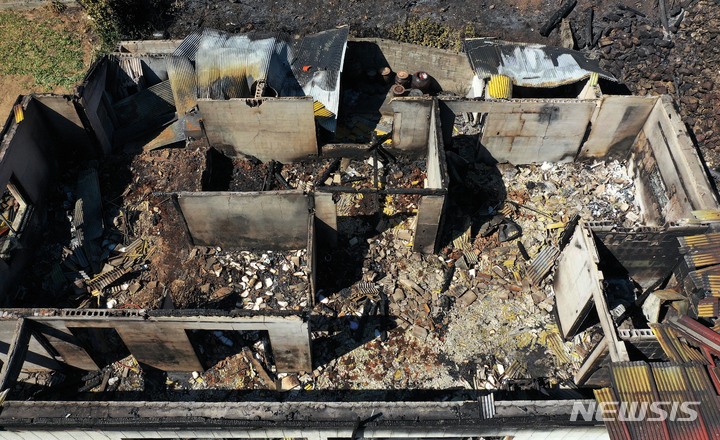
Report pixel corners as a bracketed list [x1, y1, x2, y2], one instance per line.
[0, 29, 719, 440]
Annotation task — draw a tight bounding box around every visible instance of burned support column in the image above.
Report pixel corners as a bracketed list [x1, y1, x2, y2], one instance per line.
[0, 318, 31, 392]
[413, 195, 446, 254]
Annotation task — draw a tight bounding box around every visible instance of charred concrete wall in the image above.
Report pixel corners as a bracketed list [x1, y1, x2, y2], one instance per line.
[0, 309, 312, 375]
[77, 60, 115, 155]
[347, 38, 474, 95]
[0, 398, 609, 439]
[0, 97, 55, 303]
[390, 97, 433, 153]
[414, 99, 448, 253]
[479, 100, 595, 163]
[440, 98, 595, 164]
[553, 225, 629, 361]
[198, 97, 318, 162]
[34, 94, 93, 155]
[578, 95, 657, 160]
[629, 95, 720, 225]
[175, 190, 312, 250]
[174, 190, 317, 298]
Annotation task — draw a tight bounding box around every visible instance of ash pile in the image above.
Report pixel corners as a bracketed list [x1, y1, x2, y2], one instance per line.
[179, 247, 311, 311]
[543, 1, 720, 174]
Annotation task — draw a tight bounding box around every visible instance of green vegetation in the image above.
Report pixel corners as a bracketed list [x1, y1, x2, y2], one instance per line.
[0, 11, 85, 89]
[78, 0, 174, 52]
[77, 0, 121, 51]
[390, 18, 477, 51]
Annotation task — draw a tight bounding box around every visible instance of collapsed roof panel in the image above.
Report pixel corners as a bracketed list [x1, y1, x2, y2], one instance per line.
[166, 56, 198, 114]
[463, 38, 616, 87]
[167, 27, 348, 131]
[291, 26, 349, 131]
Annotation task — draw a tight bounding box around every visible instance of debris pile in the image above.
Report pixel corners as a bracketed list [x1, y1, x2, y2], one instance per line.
[585, 0, 720, 174]
[501, 161, 641, 227]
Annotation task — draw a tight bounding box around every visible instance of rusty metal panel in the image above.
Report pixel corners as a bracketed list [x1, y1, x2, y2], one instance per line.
[610, 361, 670, 440]
[650, 324, 707, 364]
[683, 364, 720, 439]
[653, 363, 711, 440]
[594, 387, 631, 440]
[527, 245, 560, 286]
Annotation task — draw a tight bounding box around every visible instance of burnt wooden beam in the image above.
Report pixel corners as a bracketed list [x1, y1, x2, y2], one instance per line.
[584, 7, 594, 48]
[540, 0, 577, 37]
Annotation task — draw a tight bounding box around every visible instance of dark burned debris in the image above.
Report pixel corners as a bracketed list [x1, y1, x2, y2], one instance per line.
[1, 24, 720, 440]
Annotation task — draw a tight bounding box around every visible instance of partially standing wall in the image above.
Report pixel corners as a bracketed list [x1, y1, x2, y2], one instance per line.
[0, 97, 57, 303]
[629, 95, 719, 225]
[77, 59, 115, 155]
[198, 97, 319, 163]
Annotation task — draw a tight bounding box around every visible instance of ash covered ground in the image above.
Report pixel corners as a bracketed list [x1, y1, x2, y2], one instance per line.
[13, 0, 720, 398]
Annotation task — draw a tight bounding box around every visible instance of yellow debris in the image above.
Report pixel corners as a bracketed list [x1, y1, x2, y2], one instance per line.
[488, 74, 512, 99]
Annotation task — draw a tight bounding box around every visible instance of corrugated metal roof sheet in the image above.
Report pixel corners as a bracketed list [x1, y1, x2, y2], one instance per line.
[526, 245, 560, 285]
[112, 80, 175, 127]
[463, 38, 616, 87]
[167, 27, 348, 131]
[601, 360, 720, 440]
[683, 363, 720, 439]
[290, 26, 349, 131]
[610, 361, 670, 440]
[653, 362, 711, 440]
[594, 387, 631, 440]
[650, 323, 708, 364]
[167, 56, 197, 114]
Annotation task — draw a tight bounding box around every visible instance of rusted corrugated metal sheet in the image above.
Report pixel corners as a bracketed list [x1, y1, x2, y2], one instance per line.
[463, 38, 616, 87]
[526, 245, 560, 285]
[610, 361, 670, 440]
[653, 362, 711, 440]
[678, 232, 720, 253]
[683, 363, 720, 439]
[686, 266, 720, 297]
[602, 361, 719, 439]
[594, 387, 631, 440]
[650, 323, 708, 364]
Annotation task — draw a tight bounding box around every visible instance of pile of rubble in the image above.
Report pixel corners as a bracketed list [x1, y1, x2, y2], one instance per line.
[588, 0, 720, 173]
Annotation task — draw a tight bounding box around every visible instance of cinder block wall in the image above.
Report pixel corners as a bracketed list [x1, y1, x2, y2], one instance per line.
[347, 38, 474, 96]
